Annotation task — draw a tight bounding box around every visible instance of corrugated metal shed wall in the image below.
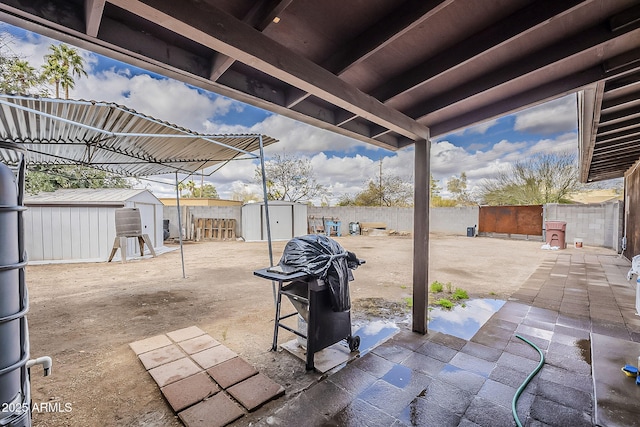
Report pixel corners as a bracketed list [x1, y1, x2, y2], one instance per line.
[24, 189, 163, 262]
[241, 202, 308, 242]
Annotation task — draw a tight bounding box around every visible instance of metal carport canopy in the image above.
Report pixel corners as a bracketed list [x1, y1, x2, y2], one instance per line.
[0, 94, 279, 281]
[0, 95, 278, 176]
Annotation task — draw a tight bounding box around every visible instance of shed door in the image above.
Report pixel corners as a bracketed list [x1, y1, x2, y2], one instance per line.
[135, 203, 156, 247]
[262, 205, 293, 240]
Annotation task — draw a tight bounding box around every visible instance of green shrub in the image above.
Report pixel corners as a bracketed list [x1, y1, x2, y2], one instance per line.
[451, 288, 469, 300]
[403, 297, 413, 308]
[430, 281, 444, 293]
[435, 298, 453, 309]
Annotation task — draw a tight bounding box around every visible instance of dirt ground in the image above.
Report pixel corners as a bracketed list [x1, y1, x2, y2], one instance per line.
[23, 234, 611, 426]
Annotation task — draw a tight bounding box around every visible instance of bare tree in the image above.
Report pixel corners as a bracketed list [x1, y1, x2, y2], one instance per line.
[479, 151, 581, 205]
[447, 172, 476, 205]
[255, 153, 329, 202]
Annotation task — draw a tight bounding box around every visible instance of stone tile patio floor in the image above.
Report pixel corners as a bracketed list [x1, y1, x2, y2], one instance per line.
[130, 326, 285, 427]
[252, 251, 639, 427]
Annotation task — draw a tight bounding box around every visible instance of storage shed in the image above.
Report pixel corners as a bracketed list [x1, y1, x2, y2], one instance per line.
[241, 201, 307, 242]
[24, 188, 163, 262]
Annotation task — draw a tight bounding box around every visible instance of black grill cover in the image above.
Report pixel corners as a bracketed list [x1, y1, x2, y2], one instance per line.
[278, 234, 359, 312]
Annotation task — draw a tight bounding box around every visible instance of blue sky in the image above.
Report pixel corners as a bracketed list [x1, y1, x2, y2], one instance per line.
[3, 22, 580, 204]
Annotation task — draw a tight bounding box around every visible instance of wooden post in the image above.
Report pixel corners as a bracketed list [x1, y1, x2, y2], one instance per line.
[413, 138, 430, 334]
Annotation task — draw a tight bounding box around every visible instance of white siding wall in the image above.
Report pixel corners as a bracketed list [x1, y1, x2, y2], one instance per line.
[24, 191, 164, 262]
[24, 206, 116, 261]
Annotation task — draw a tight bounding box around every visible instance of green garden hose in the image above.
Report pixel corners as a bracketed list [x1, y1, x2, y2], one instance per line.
[512, 334, 545, 427]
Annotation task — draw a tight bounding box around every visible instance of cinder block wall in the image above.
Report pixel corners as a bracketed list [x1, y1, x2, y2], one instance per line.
[307, 206, 478, 236]
[544, 202, 623, 250]
[162, 203, 623, 250]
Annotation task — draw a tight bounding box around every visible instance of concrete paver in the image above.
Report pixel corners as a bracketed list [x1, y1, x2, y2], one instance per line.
[191, 345, 238, 370]
[227, 373, 285, 411]
[207, 357, 258, 389]
[178, 334, 221, 355]
[129, 334, 172, 355]
[167, 326, 206, 342]
[148, 357, 202, 387]
[161, 371, 219, 412]
[178, 393, 245, 427]
[138, 344, 185, 370]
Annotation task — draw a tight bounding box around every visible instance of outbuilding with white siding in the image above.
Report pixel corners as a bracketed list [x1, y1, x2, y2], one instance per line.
[241, 201, 307, 242]
[24, 188, 163, 263]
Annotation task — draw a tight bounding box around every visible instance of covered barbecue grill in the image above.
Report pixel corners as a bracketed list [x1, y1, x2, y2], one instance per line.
[254, 235, 363, 370]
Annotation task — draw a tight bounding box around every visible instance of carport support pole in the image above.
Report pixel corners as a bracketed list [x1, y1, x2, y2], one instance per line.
[175, 172, 186, 279]
[258, 135, 276, 304]
[413, 138, 430, 334]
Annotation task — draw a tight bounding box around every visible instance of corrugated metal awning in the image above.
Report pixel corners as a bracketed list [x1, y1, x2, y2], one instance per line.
[0, 95, 278, 177]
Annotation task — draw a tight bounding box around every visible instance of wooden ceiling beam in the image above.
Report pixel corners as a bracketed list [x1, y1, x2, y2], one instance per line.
[371, 0, 586, 103]
[108, 0, 429, 141]
[321, 0, 452, 76]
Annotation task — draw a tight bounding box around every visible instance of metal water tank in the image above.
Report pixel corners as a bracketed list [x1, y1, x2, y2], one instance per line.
[0, 162, 29, 427]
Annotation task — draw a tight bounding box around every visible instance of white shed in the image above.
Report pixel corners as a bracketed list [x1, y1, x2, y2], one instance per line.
[241, 201, 308, 242]
[24, 189, 163, 262]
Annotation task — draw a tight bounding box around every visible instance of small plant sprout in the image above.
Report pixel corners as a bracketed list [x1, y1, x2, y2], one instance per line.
[436, 298, 453, 309]
[452, 288, 469, 300]
[445, 282, 453, 293]
[430, 281, 444, 293]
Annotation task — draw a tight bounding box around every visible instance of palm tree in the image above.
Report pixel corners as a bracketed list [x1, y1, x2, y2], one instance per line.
[6, 59, 39, 94]
[42, 44, 87, 99]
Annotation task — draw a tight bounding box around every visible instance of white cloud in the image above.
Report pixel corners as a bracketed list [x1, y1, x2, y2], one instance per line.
[514, 94, 577, 134]
[74, 71, 241, 132]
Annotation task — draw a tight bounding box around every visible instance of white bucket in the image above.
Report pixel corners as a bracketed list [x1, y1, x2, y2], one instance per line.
[574, 238, 583, 248]
[297, 315, 307, 348]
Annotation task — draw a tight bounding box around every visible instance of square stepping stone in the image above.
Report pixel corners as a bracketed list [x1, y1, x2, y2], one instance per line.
[130, 334, 172, 355]
[207, 357, 258, 389]
[178, 334, 221, 355]
[167, 326, 206, 342]
[178, 393, 245, 427]
[227, 373, 285, 411]
[191, 345, 237, 370]
[138, 344, 185, 370]
[148, 357, 202, 387]
[161, 371, 219, 412]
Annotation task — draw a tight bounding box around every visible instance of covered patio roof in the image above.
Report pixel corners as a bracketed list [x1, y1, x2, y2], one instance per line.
[0, 95, 278, 177]
[0, 1, 637, 153]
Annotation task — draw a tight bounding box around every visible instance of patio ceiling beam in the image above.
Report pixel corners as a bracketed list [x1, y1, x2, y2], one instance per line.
[429, 66, 606, 137]
[277, 0, 451, 109]
[322, 0, 451, 76]
[209, 0, 293, 81]
[406, 10, 640, 121]
[596, 127, 640, 144]
[371, 0, 586, 103]
[599, 104, 640, 126]
[84, 0, 106, 37]
[107, 0, 430, 143]
[593, 141, 640, 157]
[428, 45, 640, 138]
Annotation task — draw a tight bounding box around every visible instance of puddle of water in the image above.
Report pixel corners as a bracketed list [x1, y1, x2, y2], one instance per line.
[381, 364, 413, 388]
[576, 338, 592, 365]
[428, 298, 505, 340]
[349, 319, 400, 355]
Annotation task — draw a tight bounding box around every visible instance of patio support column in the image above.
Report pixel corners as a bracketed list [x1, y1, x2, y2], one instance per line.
[175, 172, 186, 279]
[258, 135, 277, 305]
[413, 138, 430, 334]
